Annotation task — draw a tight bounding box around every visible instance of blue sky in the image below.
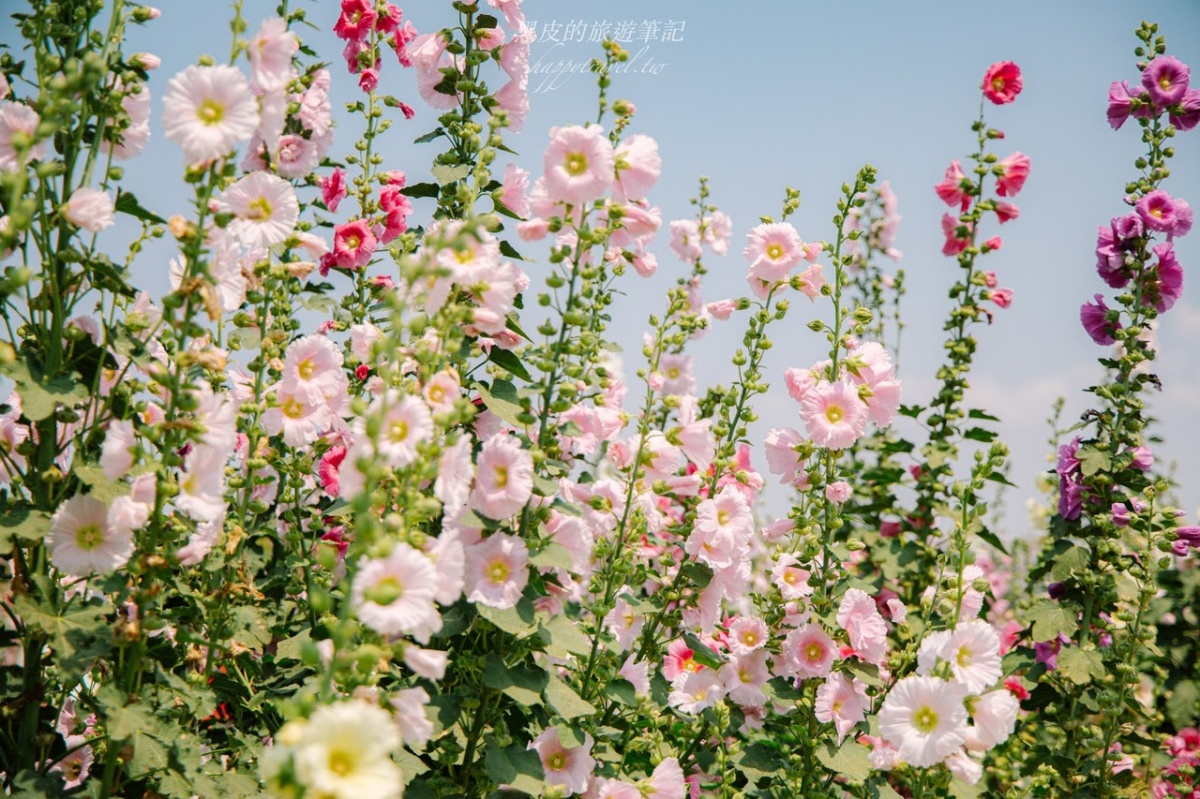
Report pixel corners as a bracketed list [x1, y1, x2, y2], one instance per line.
[5, 0, 1199, 533]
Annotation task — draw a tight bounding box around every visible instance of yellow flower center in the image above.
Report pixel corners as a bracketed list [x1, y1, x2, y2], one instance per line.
[565, 151, 588, 177]
[741, 630, 758, 646]
[196, 98, 225, 126]
[345, 234, 361, 250]
[804, 642, 825, 662]
[991, 77, 1005, 92]
[493, 464, 508, 489]
[281, 397, 305, 419]
[1150, 206, 1163, 219]
[487, 559, 510, 584]
[824, 405, 844, 424]
[766, 242, 784, 261]
[913, 705, 939, 734]
[297, 358, 316, 380]
[1160, 75, 1173, 90]
[389, 419, 409, 443]
[327, 747, 355, 776]
[667, 367, 680, 379]
[428, 385, 444, 404]
[75, 524, 103, 551]
[365, 576, 404, 606]
[546, 752, 567, 771]
[247, 196, 273, 221]
[956, 645, 973, 668]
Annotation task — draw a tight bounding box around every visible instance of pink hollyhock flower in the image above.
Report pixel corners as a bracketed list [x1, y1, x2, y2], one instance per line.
[499, 162, 531, 218]
[937, 620, 1003, 694]
[1144, 242, 1184, 313]
[543, 124, 614, 205]
[879, 675, 969, 767]
[641, 758, 685, 799]
[63, 188, 115, 233]
[390, 687, 434, 748]
[800, 380, 868, 450]
[965, 688, 1020, 751]
[934, 160, 969, 209]
[707, 298, 738, 320]
[995, 152, 1030, 197]
[1170, 88, 1200, 131]
[162, 65, 258, 166]
[982, 61, 1023, 105]
[815, 673, 869, 743]
[177, 446, 229, 523]
[486, 0, 524, 30]
[612, 133, 662, 201]
[352, 543, 442, 640]
[1081, 294, 1121, 346]
[51, 736, 93, 788]
[0, 101, 48, 171]
[663, 639, 703, 682]
[379, 184, 412, 242]
[318, 167, 347, 212]
[763, 427, 805, 486]
[659, 353, 695, 396]
[422, 369, 460, 414]
[744, 222, 805, 283]
[668, 669, 725, 714]
[248, 17, 298, 91]
[669, 218, 703, 261]
[945, 750, 983, 786]
[837, 588, 888, 664]
[990, 287, 1014, 308]
[1107, 80, 1136, 130]
[274, 134, 320, 179]
[375, 392, 433, 469]
[772, 554, 814, 600]
[334, 0, 377, 41]
[604, 594, 645, 651]
[705, 210, 733, 255]
[215, 171, 299, 249]
[281, 335, 346, 404]
[784, 366, 816, 403]
[994, 200, 1020, 223]
[780, 623, 836, 680]
[318, 446, 346, 497]
[46, 495, 134, 576]
[299, 69, 333, 136]
[100, 419, 136, 481]
[720, 650, 770, 707]
[104, 80, 152, 161]
[825, 481, 852, 504]
[793, 263, 826, 300]
[465, 532, 529, 609]
[262, 388, 332, 447]
[1137, 189, 1183, 233]
[434, 437, 474, 511]
[470, 434, 534, 519]
[403, 646, 448, 681]
[727, 616, 768, 655]
[1143, 55, 1191, 107]
[330, 219, 377, 270]
[358, 67, 379, 93]
[530, 728, 595, 796]
[941, 213, 973, 256]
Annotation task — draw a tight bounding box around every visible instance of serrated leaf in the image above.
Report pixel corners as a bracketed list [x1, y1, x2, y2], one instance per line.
[1051, 545, 1091, 582]
[114, 190, 167, 225]
[432, 164, 471, 185]
[816, 739, 872, 782]
[1057, 647, 1104, 685]
[1, 358, 88, 421]
[1027, 600, 1078, 643]
[539, 614, 593, 658]
[477, 595, 537, 636]
[486, 347, 532, 382]
[1077, 446, 1111, 478]
[0, 507, 52, 548]
[232, 605, 271, 648]
[13, 596, 111, 683]
[968, 408, 1001, 422]
[544, 676, 595, 720]
[483, 659, 547, 706]
[475, 379, 524, 427]
[735, 741, 782, 782]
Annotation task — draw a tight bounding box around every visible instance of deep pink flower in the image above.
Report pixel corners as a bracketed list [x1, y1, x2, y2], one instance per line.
[318, 168, 347, 212]
[331, 219, 377, 269]
[934, 160, 969, 209]
[994, 202, 1019, 224]
[990, 287, 1014, 308]
[334, 0, 377, 42]
[1080, 294, 1120, 346]
[1143, 56, 1191, 107]
[982, 61, 1023, 105]
[995, 152, 1030, 197]
[941, 213, 973, 256]
[1107, 80, 1135, 130]
[1143, 242, 1183, 313]
[1136, 189, 1181, 233]
[358, 67, 378, 93]
[1171, 88, 1200, 131]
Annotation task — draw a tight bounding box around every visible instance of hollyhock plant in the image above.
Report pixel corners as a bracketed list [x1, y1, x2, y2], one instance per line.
[800, 380, 869, 450]
[45, 495, 134, 576]
[934, 160, 970, 209]
[352, 544, 442, 640]
[530, 728, 595, 796]
[465, 533, 530, 609]
[982, 61, 1023, 104]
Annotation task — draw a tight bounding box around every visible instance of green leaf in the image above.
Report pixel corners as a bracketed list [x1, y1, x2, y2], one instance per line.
[968, 408, 1001, 422]
[843, 661, 883, 688]
[232, 605, 271, 649]
[734, 741, 782, 782]
[963, 426, 997, 443]
[477, 595, 537, 636]
[485, 740, 544, 794]
[431, 164, 471, 185]
[414, 127, 444, 144]
[1077, 446, 1112, 477]
[75, 462, 128, 503]
[114, 190, 167, 225]
[538, 613, 593, 658]
[13, 595, 111, 684]
[0, 507, 52, 548]
[544, 676, 595, 720]
[275, 629, 311, 662]
[555, 724, 585, 748]
[476, 13, 499, 29]
[987, 470, 1016, 487]
[682, 630, 724, 669]
[499, 239, 525, 261]
[764, 676, 804, 702]
[1057, 647, 1104, 685]
[486, 347, 532, 382]
[1, 358, 88, 421]
[1027, 600, 1078, 643]
[975, 526, 1008, 555]
[816, 739, 872, 782]
[401, 182, 440, 199]
[1166, 680, 1199, 728]
[475, 379, 524, 428]
[603, 679, 637, 706]
[1051, 545, 1091, 582]
[530, 542, 574, 571]
[483, 659, 547, 706]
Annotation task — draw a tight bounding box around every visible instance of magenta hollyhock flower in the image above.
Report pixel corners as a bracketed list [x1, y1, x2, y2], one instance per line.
[1143, 242, 1184, 313]
[318, 168, 347, 212]
[1173, 526, 1200, 556]
[1136, 189, 1181, 233]
[995, 152, 1030, 197]
[934, 160, 969, 209]
[1171, 197, 1194, 239]
[982, 61, 1023, 105]
[941, 213, 973, 256]
[1080, 294, 1121, 346]
[993, 201, 1019, 224]
[1171, 88, 1200, 131]
[331, 219, 377, 270]
[1107, 80, 1135, 130]
[334, 0, 377, 42]
[1142, 55, 1191, 107]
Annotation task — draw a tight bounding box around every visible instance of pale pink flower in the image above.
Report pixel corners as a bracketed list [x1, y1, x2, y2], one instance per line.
[495, 75, 529, 133]
[47, 495, 134, 576]
[63, 188, 115, 233]
[51, 736, 93, 789]
[669, 218, 703, 261]
[248, 18, 298, 91]
[486, 0, 524, 29]
[531, 728, 595, 797]
[176, 445, 228, 523]
[825, 481, 852, 504]
[720, 650, 769, 707]
[162, 65, 259, 165]
[215, 171, 299, 249]
[612, 133, 661, 201]
[772, 554, 814, 600]
[940, 620, 1003, 694]
[604, 594, 645, 651]
[0, 101, 48, 170]
[281, 335, 346, 404]
[499, 163, 531, 218]
[274, 134, 320, 179]
[403, 646, 448, 680]
[965, 688, 1019, 751]
[837, 588, 888, 664]
[352, 543, 442, 641]
[262, 387, 332, 447]
[815, 673, 869, 743]
[707, 298, 738, 320]
[299, 69, 333, 136]
[744, 222, 805, 283]
[800, 380, 868, 450]
[659, 353, 695, 395]
[689, 485, 752, 567]
[470, 434, 533, 520]
[390, 687, 433, 748]
[618, 657, 650, 695]
[100, 419, 136, 480]
[794, 263, 826, 300]
[375, 392, 433, 469]
[106, 495, 150, 539]
[542, 124, 614, 206]
[878, 676, 968, 767]
[944, 749, 983, 785]
[705, 210, 733, 255]
[780, 623, 836, 680]
[668, 669, 725, 714]
[175, 517, 222, 566]
[728, 616, 768, 655]
[465, 532, 529, 609]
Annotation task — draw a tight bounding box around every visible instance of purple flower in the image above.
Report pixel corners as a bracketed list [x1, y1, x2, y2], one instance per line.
[1136, 189, 1181, 233]
[1111, 503, 1130, 528]
[1080, 294, 1120, 346]
[1057, 437, 1084, 521]
[1171, 88, 1200, 131]
[1142, 242, 1184, 313]
[1143, 56, 1191, 107]
[1107, 80, 1134, 130]
[1129, 445, 1154, 471]
[1172, 526, 1200, 557]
